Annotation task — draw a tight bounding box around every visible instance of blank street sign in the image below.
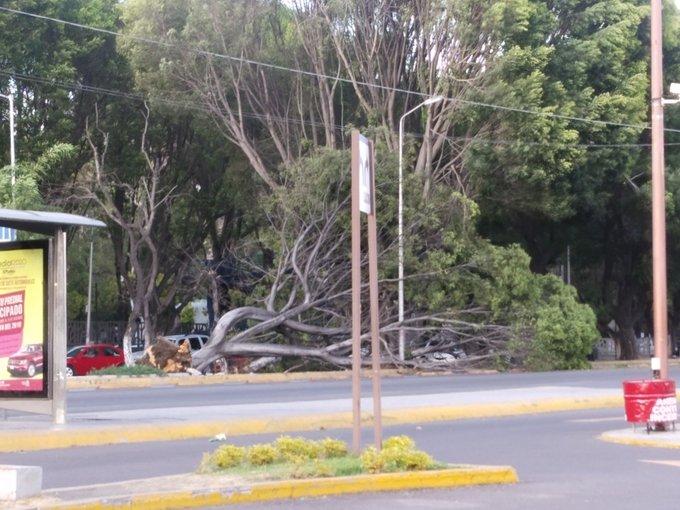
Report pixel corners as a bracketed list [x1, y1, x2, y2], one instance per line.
[0, 227, 16, 242]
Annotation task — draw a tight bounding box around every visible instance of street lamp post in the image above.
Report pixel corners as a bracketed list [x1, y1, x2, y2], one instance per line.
[0, 93, 15, 200]
[398, 96, 444, 361]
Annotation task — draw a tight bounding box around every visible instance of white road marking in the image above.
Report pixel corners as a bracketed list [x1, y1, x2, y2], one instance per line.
[640, 460, 680, 468]
[569, 416, 623, 423]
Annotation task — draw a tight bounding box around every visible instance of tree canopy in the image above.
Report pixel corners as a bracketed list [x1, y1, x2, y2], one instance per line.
[1, 0, 679, 369]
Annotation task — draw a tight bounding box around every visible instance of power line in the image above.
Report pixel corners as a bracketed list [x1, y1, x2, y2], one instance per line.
[1, 69, 672, 151]
[2, 5, 680, 135]
[2, 69, 679, 152]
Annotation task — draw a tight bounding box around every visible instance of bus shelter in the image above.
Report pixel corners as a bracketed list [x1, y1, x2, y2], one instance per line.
[0, 209, 105, 424]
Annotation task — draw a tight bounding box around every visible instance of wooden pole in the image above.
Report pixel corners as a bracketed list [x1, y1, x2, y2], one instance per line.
[650, 0, 668, 378]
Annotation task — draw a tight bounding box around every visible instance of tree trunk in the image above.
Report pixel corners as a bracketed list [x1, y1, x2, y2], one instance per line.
[121, 316, 137, 367]
[614, 325, 637, 360]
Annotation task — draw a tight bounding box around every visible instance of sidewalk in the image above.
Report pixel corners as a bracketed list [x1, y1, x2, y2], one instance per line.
[0, 385, 627, 452]
[600, 427, 680, 449]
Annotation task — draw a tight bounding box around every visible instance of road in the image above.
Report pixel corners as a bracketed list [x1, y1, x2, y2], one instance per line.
[62, 367, 654, 413]
[3, 407, 680, 509]
[2, 367, 678, 509]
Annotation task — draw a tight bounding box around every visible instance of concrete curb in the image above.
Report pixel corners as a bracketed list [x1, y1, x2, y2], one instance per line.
[590, 359, 680, 370]
[0, 395, 623, 453]
[31, 466, 518, 509]
[599, 429, 680, 449]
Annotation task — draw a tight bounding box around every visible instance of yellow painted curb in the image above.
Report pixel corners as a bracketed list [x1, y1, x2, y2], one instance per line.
[0, 395, 624, 453]
[599, 430, 680, 449]
[44, 466, 518, 509]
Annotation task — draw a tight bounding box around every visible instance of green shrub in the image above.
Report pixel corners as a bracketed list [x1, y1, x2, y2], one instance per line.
[359, 446, 383, 474]
[247, 444, 278, 466]
[320, 438, 348, 458]
[90, 365, 166, 377]
[179, 303, 194, 325]
[311, 459, 334, 478]
[382, 435, 415, 451]
[211, 444, 245, 469]
[274, 436, 321, 461]
[361, 436, 435, 473]
[379, 447, 434, 472]
[525, 277, 599, 371]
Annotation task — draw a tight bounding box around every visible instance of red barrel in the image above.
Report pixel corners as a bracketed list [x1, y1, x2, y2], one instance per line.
[623, 379, 677, 424]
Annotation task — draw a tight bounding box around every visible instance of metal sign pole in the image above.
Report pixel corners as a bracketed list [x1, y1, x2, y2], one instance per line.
[351, 130, 383, 452]
[52, 228, 67, 424]
[350, 131, 363, 454]
[366, 139, 382, 450]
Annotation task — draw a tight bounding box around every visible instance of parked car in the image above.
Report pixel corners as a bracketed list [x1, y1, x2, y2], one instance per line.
[7, 343, 43, 378]
[163, 334, 209, 352]
[66, 343, 124, 376]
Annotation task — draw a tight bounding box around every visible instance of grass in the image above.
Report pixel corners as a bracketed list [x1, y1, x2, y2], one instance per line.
[201, 456, 364, 481]
[89, 365, 166, 377]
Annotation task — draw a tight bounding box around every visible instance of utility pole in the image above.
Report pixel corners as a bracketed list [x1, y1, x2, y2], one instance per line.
[650, 0, 668, 379]
[85, 240, 94, 345]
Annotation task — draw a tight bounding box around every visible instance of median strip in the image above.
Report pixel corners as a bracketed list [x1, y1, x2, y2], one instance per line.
[23, 466, 518, 509]
[65, 368, 451, 390]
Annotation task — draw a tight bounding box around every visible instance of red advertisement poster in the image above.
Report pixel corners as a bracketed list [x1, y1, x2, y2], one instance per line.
[0, 290, 25, 356]
[0, 244, 47, 396]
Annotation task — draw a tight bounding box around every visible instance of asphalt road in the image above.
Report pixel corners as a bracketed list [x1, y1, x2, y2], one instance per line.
[63, 367, 658, 413]
[3, 407, 680, 509]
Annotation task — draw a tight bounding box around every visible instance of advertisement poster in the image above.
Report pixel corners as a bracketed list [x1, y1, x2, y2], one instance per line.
[0, 241, 48, 398]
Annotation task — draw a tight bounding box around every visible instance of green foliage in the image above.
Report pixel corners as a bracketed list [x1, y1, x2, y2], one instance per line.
[359, 447, 384, 474]
[290, 459, 335, 479]
[526, 279, 599, 370]
[211, 445, 246, 469]
[382, 435, 416, 451]
[202, 435, 436, 479]
[274, 436, 322, 462]
[179, 304, 194, 325]
[361, 436, 435, 474]
[8, 0, 675, 367]
[89, 365, 165, 377]
[320, 438, 348, 458]
[247, 444, 278, 466]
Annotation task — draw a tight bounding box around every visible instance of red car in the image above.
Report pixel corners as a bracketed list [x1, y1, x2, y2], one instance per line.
[66, 344, 124, 376]
[7, 343, 43, 378]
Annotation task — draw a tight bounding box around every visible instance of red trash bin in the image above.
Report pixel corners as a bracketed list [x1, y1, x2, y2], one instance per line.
[623, 379, 677, 430]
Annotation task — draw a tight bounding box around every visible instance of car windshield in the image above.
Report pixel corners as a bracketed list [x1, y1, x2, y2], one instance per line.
[67, 346, 83, 357]
[20, 344, 41, 353]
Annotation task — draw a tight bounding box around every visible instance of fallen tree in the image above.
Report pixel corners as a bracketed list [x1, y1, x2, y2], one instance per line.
[192, 150, 518, 373]
[139, 337, 192, 373]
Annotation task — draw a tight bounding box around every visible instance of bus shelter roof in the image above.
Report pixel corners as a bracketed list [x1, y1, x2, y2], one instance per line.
[0, 208, 105, 235]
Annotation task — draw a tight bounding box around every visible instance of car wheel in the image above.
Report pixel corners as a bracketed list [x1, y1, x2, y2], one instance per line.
[27, 364, 36, 378]
[66, 366, 74, 377]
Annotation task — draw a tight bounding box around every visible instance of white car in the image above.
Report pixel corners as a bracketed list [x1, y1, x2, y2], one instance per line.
[162, 334, 209, 352]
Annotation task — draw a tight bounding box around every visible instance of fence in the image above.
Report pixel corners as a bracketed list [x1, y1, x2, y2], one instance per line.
[67, 320, 211, 349]
[594, 336, 655, 360]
